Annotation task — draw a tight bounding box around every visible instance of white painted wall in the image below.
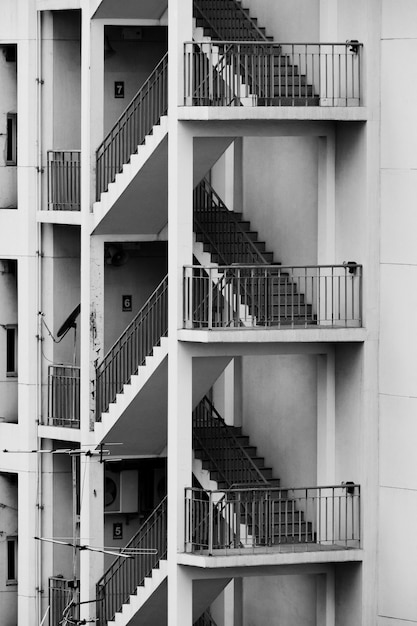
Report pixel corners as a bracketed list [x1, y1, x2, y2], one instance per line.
[241, 354, 317, 488]
[0, 473, 18, 626]
[53, 11, 81, 149]
[0, 46, 17, 209]
[103, 242, 167, 351]
[242, 137, 318, 266]
[378, 2, 417, 623]
[243, 575, 316, 626]
[242, 0, 319, 41]
[335, 124, 366, 266]
[0, 263, 18, 423]
[103, 26, 167, 135]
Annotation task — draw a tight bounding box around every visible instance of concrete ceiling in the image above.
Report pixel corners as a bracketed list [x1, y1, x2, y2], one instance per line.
[93, 0, 167, 20]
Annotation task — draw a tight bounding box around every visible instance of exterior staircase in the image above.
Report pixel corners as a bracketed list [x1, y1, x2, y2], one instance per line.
[192, 396, 314, 548]
[193, 0, 319, 106]
[193, 178, 315, 326]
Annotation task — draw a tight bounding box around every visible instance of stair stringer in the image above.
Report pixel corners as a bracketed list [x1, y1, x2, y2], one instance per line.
[193, 233, 255, 326]
[91, 116, 168, 234]
[192, 21, 257, 106]
[94, 337, 169, 445]
[107, 560, 168, 626]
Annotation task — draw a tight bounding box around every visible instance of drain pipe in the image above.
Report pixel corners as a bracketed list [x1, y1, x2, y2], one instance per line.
[35, 8, 44, 625]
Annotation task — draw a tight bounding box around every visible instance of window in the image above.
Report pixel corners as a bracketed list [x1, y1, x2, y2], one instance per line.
[6, 113, 17, 166]
[6, 325, 17, 377]
[6, 537, 17, 584]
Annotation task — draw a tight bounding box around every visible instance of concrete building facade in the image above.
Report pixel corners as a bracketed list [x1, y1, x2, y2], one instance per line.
[0, 0, 414, 624]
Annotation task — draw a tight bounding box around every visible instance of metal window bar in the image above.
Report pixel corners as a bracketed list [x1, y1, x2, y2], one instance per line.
[193, 396, 271, 488]
[95, 275, 168, 420]
[185, 484, 361, 554]
[184, 264, 362, 329]
[96, 53, 168, 199]
[47, 365, 80, 428]
[48, 577, 79, 626]
[185, 42, 362, 106]
[47, 150, 81, 211]
[96, 496, 167, 626]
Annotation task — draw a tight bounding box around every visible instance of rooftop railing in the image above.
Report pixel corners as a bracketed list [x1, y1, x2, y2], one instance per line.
[185, 484, 361, 555]
[184, 264, 362, 329]
[47, 365, 80, 428]
[47, 150, 81, 211]
[184, 41, 362, 106]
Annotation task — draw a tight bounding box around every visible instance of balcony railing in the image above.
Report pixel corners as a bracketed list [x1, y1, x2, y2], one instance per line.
[96, 52, 168, 199]
[183, 264, 362, 329]
[95, 275, 168, 419]
[96, 496, 167, 626]
[185, 485, 361, 554]
[48, 365, 80, 428]
[184, 41, 362, 106]
[47, 150, 81, 211]
[49, 576, 79, 626]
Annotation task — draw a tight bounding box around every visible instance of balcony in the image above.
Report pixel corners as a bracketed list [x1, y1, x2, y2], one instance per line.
[49, 576, 79, 625]
[185, 484, 361, 555]
[184, 41, 362, 107]
[47, 150, 81, 211]
[47, 365, 80, 428]
[183, 264, 362, 330]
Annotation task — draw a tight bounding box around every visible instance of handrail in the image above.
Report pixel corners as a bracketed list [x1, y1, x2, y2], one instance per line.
[95, 275, 168, 419]
[96, 496, 167, 626]
[193, 396, 270, 487]
[184, 264, 363, 329]
[185, 41, 362, 107]
[193, 0, 269, 42]
[96, 52, 168, 199]
[47, 150, 81, 211]
[194, 178, 271, 264]
[185, 484, 361, 553]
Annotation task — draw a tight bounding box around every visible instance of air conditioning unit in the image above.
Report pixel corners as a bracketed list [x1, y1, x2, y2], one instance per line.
[104, 470, 138, 514]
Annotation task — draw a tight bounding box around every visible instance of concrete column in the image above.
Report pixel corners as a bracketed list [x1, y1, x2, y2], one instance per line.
[317, 349, 336, 485]
[318, 133, 336, 265]
[316, 570, 335, 626]
[168, 0, 194, 621]
[79, 454, 104, 623]
[89, 236, 104, 425]
[79, 3, 104, 622]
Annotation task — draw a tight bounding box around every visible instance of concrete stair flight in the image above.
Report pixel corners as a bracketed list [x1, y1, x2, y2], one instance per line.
[193, 396, 314, 546]
[193, 0, 319, 105]
[193, 179, 315, 326]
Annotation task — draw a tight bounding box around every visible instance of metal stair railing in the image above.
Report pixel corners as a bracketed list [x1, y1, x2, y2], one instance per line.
[96, 496, 167, 626]
[193, 396, 270, 488]
[193, 0, 269, 42]
[194, 178, 270, 265]
[95, 275, 168, 420]
[96, 52, 168, 199]
[194, 610, 219, 626]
